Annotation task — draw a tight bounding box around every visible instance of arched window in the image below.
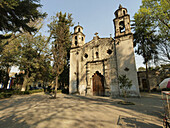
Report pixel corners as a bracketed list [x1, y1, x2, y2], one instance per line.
[82, 37, 84, 41]
[75, 36, 77, 40]
[123, 10, 126, 15]
[96, 52, 99, 58]
[78, 28, 80, 32]
[75, 41, 77, 46]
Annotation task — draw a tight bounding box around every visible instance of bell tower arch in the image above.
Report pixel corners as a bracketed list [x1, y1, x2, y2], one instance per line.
[113, 4, 132, 38]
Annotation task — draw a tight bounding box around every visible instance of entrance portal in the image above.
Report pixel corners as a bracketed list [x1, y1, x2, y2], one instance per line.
[92, 71, 104, 96]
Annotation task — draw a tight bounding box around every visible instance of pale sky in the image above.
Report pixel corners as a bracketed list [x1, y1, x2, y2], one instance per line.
[40, 0, 142, 42]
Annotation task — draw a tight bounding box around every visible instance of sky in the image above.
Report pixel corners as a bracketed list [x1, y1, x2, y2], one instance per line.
[38, 0, 145, 69]
[40, 0, 142, 42]
[13, 0, 145, 73]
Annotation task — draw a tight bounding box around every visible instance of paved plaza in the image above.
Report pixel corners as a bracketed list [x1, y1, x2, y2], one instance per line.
[0, 92, 163, 128]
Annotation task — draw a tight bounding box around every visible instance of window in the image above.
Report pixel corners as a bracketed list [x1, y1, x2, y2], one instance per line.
[75, 41, 77, 46]
[123, 10, 126, 15]
[84, 53, 88, 58]
[107, 49, 112, 55]
[78, 28, 80, 32]
[96, 52, 99, 58]
[82, 37, 84, 41]
[75, 36, 78, 46]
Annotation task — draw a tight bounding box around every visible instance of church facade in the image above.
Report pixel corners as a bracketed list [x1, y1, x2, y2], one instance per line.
[69, 5, 140, 97]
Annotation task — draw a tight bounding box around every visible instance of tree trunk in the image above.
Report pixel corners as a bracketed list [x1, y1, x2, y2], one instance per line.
[54, 75, 58, 98]
[21, 71, 29, 91]
[145, 62, 150, 92]
[4, 67, 10, 89]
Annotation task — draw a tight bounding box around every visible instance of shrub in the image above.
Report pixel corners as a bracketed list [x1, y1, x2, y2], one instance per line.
[118, 75, 132, 99]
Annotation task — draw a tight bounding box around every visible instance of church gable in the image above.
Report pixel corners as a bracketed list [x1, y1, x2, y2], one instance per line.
[81, 37, 114, 63]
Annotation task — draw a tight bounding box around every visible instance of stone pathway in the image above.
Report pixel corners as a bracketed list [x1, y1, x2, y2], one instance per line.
[0, 92, 163, 128]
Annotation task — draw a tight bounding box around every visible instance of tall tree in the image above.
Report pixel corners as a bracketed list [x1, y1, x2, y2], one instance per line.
[0, 0, 46, 40]
[48, 12, 73, 98]
[132, 13, 158, 91]
[137, 0, 170, 63]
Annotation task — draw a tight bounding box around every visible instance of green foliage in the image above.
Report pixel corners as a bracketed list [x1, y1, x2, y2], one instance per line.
[58, 64, 69, 89]
[16, 32, 51, 91]
[139, 0, 170, 29]
[0, 92, 12, 99]
[132, 13, 159, 65]
[48, 12, 73, 76]
[28, 89, 43, 94]
[0, 39, 20, 88]
[0, 89, 44, 99]
[134, 0, 170, 64]
[133, 0, 169, 91]
[118, 75, 132, 98]
[0, 0, 46, 40]
[118, 75, 133, 90]
[48, 12, 73, 97]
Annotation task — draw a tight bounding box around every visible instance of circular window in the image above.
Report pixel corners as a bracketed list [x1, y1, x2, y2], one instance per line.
[107, 49, 112, 55]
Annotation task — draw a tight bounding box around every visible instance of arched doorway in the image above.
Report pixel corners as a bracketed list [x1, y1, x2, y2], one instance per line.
[92, 71, 104, 96]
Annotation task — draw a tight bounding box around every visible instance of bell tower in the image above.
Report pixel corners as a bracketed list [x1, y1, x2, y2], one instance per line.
[71, 23, 85, 48]
[113, 4, 132, 38]
[112, 5, 140, 97]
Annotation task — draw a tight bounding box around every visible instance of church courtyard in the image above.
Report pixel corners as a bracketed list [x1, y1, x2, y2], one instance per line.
[0, 92, 163, 128]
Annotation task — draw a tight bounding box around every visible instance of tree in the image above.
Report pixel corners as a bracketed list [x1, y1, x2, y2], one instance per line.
[118, 75, 133, 104]
[139, 0, 169, 29]
[136, 0, 170, 64]
[48, 12, 73, 98]
[0, 39, 20, 88]
[157, 26, 170, 63]
[16, 33, 50, 91]
[0, 0, 46, 40]
[132, 12, 159, 91]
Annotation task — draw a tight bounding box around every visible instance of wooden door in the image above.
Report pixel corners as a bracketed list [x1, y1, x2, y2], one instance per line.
[93, 72, 104, 96]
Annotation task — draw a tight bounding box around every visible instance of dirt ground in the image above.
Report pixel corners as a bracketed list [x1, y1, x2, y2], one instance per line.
[0, 92, 164, 128]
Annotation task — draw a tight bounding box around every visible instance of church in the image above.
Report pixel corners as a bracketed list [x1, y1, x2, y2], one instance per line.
[69, 5, 140, 97]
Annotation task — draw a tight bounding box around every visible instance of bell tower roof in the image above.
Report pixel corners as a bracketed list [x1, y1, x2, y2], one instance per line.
[74, 22, 83, 33]
[114, 5, 128, 18]
[113, 5, 132, 38]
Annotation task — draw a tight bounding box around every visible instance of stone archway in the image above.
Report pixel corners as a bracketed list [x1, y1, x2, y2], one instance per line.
[92, 71, 104, 96]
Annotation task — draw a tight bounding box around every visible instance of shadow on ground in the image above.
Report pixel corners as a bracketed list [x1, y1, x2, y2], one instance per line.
[0, 92, 163, 128]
